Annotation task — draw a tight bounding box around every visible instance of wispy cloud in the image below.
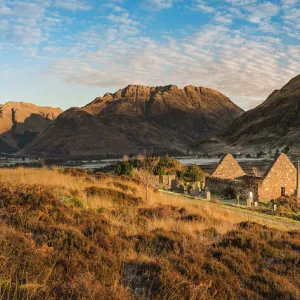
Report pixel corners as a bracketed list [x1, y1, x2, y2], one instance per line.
[54, 0, 91, 11]
[141, 0, 175, 11]
[1, 0, 300, 110]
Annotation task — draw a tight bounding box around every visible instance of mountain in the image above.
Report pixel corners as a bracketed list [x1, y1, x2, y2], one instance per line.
[19, 85, 243, 158]
[0, 102, 62, 153]
[193, 75, 300, 155]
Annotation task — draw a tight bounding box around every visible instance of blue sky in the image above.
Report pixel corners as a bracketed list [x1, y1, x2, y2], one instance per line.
[0, 0, 300, 110]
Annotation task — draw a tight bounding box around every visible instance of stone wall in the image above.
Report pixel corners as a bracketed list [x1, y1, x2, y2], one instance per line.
[258, 153, 296, 202]
[206, 177, 258, 200]
[155, 175, 176, 185]
[211, 154, 245, 179]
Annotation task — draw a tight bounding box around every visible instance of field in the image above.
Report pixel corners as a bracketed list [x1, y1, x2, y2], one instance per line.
[0, 167, 300, 299]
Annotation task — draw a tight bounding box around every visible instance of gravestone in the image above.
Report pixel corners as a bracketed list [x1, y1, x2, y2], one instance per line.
[171, 180, 178, 192]
[206, 191, 211, 201]
[249, 191, 253, 201]
[205, 187, 210, 195]
[179, 185, 185, 194]
[272, 203, 277, 211]
[254, 202, 258, 207]
[190, 188, 200, 197]
[246, 199, 253, 208]
[168, 177, 172, 186]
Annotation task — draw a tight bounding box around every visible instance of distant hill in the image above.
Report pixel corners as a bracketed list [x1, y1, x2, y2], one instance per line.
[193, 75, 300, 155]
[0, 102, 62, 153]
[19, 85, 243, 158]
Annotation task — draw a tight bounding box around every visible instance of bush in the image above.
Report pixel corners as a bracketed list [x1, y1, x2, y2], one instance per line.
[184, 164, 203, 182]
[115, 161, 133, 176]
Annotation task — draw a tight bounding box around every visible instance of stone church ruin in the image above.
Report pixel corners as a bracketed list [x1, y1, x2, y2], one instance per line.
[206, 153, 298, 202]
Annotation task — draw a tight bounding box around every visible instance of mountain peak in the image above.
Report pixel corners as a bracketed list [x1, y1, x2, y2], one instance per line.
[19, 84, 243, 158]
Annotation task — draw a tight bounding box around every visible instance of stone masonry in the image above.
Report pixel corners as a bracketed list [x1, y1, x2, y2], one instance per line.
[257, 153, 296, 201]
[211, 154, 245, 179]
[206, 153, 298, 202]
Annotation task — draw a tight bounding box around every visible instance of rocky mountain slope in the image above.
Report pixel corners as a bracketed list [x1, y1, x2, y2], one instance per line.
[193, 75, 300, 155]
[19, 85, 243, 157]
[0, 102, 62, 153]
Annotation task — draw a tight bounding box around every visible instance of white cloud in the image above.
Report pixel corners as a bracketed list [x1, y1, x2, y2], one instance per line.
[44, 22, 300, 110]
[245, 2, 280, 24]
[54, 0, 91, 11]
[142, 0, 175, 11]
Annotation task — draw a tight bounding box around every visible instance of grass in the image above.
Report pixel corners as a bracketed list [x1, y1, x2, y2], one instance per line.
[0, 167, 300, 299]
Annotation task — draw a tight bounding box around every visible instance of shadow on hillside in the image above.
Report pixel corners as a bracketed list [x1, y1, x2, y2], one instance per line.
[0, 113, 54, 154]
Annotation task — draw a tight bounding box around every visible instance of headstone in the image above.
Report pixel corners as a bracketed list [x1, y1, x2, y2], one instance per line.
[190, 188, 200, 197]
[254, 202, 258, 207]
[206, 191, 211, 201]
[205, 187, 210, 195]
[171, 180, 178, 192]
[246, 199, 253, 208]
[249, 191, 253, 201]
[273, 203, 277, 211]
[179, 185, 185, 194]
[168, 177, 172, 186]
[201, 182, 205, 190]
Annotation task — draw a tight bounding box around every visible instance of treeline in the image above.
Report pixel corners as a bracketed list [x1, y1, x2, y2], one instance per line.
[115, 154, 204, 182]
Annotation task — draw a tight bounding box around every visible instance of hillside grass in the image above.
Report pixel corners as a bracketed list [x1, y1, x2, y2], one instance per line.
[0, 167, 300, 299]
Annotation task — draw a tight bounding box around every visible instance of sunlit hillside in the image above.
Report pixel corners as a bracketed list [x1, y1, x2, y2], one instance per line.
[0, 167, 300, 299]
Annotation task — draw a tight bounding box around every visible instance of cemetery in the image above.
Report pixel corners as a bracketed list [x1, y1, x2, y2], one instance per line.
[158, 153, 300, 210]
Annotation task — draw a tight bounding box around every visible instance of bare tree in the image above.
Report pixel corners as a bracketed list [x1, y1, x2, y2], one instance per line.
[136, 153, 156, 205]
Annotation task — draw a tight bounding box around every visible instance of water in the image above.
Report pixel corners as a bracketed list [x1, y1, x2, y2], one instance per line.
[74, 156, 271, 174]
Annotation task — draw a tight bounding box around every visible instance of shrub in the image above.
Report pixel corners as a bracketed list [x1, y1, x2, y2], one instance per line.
[115, 161, 133, 176]
[184, 164, 203, 182]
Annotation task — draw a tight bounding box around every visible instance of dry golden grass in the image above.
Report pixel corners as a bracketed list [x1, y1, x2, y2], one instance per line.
[1, 167, 300, 299]
[0, 167, 262, 236]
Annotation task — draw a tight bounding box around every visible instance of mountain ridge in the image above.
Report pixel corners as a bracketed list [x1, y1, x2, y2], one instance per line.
[193, 74, 300, 155]
[18, 84, 243, 158]
[0, 101, 62, 153]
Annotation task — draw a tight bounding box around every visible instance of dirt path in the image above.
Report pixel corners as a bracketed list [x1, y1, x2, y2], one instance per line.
[160, 190, 300, 231]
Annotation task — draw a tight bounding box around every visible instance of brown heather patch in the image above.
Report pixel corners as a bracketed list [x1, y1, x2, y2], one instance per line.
[0, 168, 299, 299]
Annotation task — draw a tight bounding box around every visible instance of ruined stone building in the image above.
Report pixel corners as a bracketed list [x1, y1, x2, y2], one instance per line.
[206, 153, 297, 202]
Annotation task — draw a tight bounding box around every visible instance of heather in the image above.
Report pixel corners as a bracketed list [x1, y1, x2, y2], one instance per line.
[0, 168, 299, 299]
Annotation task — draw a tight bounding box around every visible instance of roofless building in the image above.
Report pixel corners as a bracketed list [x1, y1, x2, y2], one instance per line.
[206, 153, 298, 202]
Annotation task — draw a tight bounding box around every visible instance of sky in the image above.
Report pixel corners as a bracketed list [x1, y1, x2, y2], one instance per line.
[0, 0, 300, 111]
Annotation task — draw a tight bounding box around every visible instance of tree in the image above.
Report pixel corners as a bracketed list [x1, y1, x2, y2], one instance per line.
[185, 164, 203, 182]
[0, 104, 3, 118]
[114, 161, 133, 176]
[154, 165, 165, 176]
